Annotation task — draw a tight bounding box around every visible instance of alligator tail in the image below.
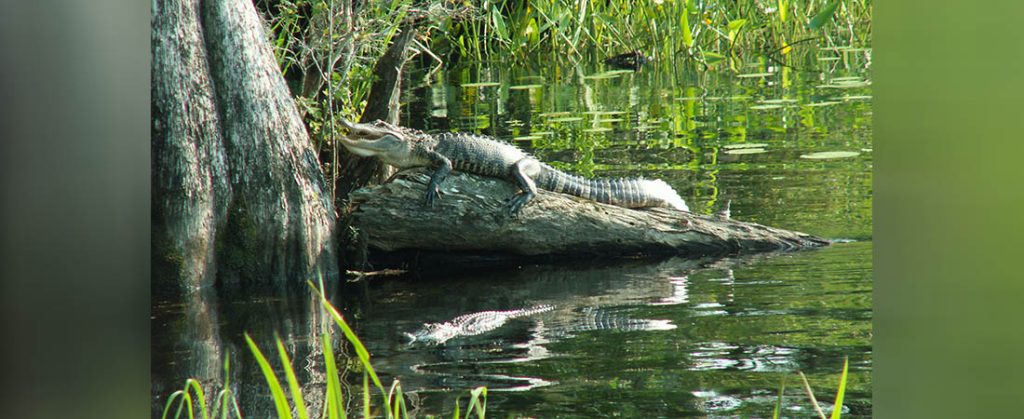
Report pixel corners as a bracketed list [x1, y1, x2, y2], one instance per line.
[537, 166, 689, 211]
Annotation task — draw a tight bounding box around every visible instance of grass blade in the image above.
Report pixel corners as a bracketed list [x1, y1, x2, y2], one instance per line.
[322, 335, 345, 419]
[245, 333, 294, 419]
[799, 371, 828, 419]
[829, 357, 850, 419]
[362, 371, 371, 419]
[275, 336, 310, 419]
[773, 375, 786, 419]
[185, 379, 209, 419]
[162, 390, 184, 419]
[463, 386, 487, 419]
[308, 281, 391, 413]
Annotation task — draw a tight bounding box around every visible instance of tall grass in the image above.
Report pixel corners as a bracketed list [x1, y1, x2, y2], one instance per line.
[431, 0, 871, 69]
[161, 278, 488, 419]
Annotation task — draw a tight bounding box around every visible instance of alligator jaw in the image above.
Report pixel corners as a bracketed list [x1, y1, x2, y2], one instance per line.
[337, 118, 405, 158]
[338, 136, 389, 157]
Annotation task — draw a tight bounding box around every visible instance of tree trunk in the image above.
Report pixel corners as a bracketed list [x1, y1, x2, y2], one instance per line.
[349, 169, 829, 271]
[152, 0, 337, 290]
[335, 26, 416, 204]
[152, 0, 230, 291]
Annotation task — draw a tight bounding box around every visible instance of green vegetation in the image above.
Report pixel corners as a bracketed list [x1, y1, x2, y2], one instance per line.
[161, 278, 488, 419]
[771, 356, 850, 418]
[433, 0, 871, 70]
[254, 0, 870, 203]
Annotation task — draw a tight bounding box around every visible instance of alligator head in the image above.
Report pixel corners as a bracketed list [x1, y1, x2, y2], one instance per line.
[338, 119, 418, 167]
[402, 322, 456, 346]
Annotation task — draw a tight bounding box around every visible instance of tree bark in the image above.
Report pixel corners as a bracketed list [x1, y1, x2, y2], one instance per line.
[349, 169, 829, 270]
[152, 0, 230, 291]
[152, 0, 337, 290]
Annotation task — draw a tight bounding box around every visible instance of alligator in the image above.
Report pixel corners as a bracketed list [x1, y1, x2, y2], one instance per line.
[339, 119, 689, 216]
[404, 305, 555, 345]
[604, 51, 649, 70]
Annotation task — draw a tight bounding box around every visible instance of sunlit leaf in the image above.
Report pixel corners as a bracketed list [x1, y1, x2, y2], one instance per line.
[800, 151, 860, 159]
[702, 51, 726, 65]
[460, 82, 501, 88]
[809, 0, 840, 29]
[725, 147, 767, 155]
[830, 357, 849, 419]
[723, 143, 768, 149]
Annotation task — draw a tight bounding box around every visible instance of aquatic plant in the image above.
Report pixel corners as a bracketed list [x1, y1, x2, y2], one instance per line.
[430, 0, 871, 69]
[161, 355, 241, 419]
[773, 356, 850, 418]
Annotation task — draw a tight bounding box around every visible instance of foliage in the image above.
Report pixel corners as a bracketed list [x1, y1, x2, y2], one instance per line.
[429, 0, 872, 69]
[254, 0, 870, 203]
[161, 277, 489, 419]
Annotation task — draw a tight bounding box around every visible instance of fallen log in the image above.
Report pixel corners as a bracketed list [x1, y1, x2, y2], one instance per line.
[348, 168, 829, 268]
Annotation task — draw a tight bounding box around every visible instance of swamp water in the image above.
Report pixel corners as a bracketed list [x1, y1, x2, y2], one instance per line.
[153, 49, 872, 417]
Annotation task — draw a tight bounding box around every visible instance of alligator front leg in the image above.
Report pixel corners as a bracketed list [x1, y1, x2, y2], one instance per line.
[508, 158, 541, 217]
[424, 151, 452, 207]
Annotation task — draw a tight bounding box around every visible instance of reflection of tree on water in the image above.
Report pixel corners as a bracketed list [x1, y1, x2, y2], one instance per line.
[151, 289, 223, 417]
[153, 279, 345, 417]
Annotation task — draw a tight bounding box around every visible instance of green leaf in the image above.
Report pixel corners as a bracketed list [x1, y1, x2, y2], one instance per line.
[322, 335, 345, 419]
[830, 357, 849, 419]
[727, 19, 748, 31]
[362, 372, 371, 419]
[245, 334, 293, 419]
[809, 0, 840, 29]
[680, 5, 693, 47]
[702, 51, 726, 65]
[491, 5, 509, 40]
[778, 0, 789, 23]
[276, 337, 310, 419]
[773, 376, 786, 419]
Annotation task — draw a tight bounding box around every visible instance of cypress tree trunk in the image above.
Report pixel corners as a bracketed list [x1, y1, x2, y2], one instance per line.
[152, 0, 337, 291]
[152, 0, 230, 292]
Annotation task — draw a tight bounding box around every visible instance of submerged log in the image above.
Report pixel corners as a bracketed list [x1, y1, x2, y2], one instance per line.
[348, 169, 829, 267]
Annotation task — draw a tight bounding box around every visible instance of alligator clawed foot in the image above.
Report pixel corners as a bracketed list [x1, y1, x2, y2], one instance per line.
[424, 187, 442, 207]
[507, 195, 529, 218]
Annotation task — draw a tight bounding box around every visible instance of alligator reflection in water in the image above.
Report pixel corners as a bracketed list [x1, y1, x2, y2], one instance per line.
[404, 305, 554, 345]
[351, 254, 763, 392]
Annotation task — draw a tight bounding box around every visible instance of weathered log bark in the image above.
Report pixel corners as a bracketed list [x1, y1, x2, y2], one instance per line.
[350, 169, 829, 270]
[152, 0, 337, 290]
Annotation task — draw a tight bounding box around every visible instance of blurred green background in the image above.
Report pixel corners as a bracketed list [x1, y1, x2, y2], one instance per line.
[874, 1, 1024, 418]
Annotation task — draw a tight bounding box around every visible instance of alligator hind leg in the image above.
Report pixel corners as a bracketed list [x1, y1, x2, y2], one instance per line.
[508, 159, 541, 217]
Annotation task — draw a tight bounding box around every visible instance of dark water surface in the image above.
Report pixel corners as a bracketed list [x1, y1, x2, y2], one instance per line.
[153, 48, 871, 417]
